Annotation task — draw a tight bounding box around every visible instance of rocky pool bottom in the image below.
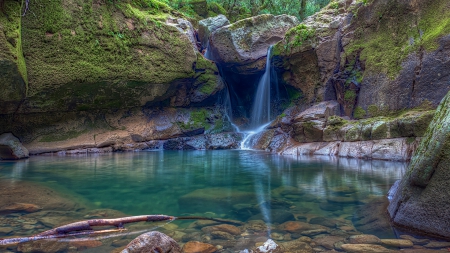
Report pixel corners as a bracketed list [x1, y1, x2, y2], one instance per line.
[0, 151, 449, 253]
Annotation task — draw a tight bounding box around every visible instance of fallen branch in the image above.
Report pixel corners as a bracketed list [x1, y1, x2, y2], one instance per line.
[0, 214, 243, 246]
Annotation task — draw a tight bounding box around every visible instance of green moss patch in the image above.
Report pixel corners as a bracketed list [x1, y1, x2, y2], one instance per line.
[0, 0, 28, 92]
[21, 0, 196, 109]
[346, 0, 450, 79]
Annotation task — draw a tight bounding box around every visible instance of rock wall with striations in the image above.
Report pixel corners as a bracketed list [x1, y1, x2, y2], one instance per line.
[273, 0, 450, 118]
[0, 0, 229, 153]
[387, 91, 450, 239]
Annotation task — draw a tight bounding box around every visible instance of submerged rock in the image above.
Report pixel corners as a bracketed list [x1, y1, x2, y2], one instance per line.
[388, 91, 450, 238]
[122, 231, 181, 253]
[346, 234, 382, 245]
[340, 243, 395, 253]
[178, 187, 255, 213]
[17, 240, 69, 253]
[380, 239, 413, 248]
[0, 133, 29, 160]
[182, 241, 216, 253]
[0, 203, 42, 214]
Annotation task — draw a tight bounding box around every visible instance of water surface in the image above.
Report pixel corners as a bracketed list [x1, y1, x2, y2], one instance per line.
[0, 151, 408, 251]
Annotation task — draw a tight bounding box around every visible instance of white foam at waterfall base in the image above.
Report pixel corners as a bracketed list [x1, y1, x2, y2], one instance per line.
[240, 122, 271, 150]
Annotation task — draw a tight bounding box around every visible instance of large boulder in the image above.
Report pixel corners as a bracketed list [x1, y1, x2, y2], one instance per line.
[122, 231, 181, 253]
[0, 0, 228, 155]
[388, 91, 450, 238]
[198, 14, 230, 49]
[0, 0, 27, 114]
[209, 14, 298, 74]
[0, 133, 29, 159]
[273, 0, 450, 116]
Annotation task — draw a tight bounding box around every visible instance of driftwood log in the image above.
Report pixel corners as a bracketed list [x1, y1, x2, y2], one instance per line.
[0, 214, 243, 246]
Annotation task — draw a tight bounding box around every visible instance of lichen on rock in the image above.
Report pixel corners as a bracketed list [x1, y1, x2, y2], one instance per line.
[388, 91, 450, 238]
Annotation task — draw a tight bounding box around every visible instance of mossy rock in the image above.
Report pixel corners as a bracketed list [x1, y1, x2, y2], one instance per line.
[388, 91, 450, 238]
[0, 0, 27, 111]
[190, 0, 208, 18]
[20, 0, 198, 112]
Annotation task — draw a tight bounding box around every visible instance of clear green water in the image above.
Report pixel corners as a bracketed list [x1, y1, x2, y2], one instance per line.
[0, 150, 408, 251]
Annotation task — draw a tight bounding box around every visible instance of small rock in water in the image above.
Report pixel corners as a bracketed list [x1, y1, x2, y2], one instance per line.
[270, 232, 284, 240]
[122, 231, 181, 253]
[280, 238, 314, 253]
[301, 229, 329, 236]
[423, 241, 450, 248]
[313, 235, 345, 250]
[380, 239, 413, 248]
[0, 227, 13, 235]
[0, 203, 42, 214]
[182, 241, 216, 253]
[341, 243, 396, 253]
[346, 234, 382, 244]
[210, 231, 234, 240]
[399, 235, 430, 245]
[278, 221, 312, 233]
[201, 224, 241, 235]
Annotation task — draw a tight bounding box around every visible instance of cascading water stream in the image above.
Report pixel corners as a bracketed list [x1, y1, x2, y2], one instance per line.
[249, 45, 274, 129]
[241, 45, 275, 149]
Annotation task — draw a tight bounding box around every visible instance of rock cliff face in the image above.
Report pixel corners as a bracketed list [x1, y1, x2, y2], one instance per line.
[387, 91, 450, 239]
[0, 0, 229, 153]
[244, 101, 432, 161]
[273, 0, 450, 117]
[209, 14, 299, 74]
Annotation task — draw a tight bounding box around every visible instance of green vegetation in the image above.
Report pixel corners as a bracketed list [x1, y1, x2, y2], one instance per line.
[160, 0, 331, 22]
[329, 1, 338, 10]
[353, 106, 366, 119]
[179, 109, 211, 130]
[0, 0, 28, 90]
[344, 90, 356, 102]
[283, 24, 316, 52]
[20, 0, 197, 111]
[346, 0, 450, 79]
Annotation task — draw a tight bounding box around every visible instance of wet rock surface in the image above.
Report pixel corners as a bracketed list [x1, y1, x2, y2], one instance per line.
[388, 91, 450, 238]
[247, 101, 432, 161]
[122, 231, 181, 253]
[198, 15, 230, 49]
[0, 133, 29, 160]
[209, 14, 298, 74]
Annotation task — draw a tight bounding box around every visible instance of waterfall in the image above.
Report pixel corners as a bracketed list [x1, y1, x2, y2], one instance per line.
[240, 46, 275, 149]
[249, 45, 274, 129]
[204, 41, 213, 61]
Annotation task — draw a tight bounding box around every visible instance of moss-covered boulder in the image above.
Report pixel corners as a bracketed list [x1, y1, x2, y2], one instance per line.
[0, 0, 27, 114]
[0, 0, 227, 152]
[198, 14, 230, 49]
[209, 14, 298, 74]
[388, 91, 450, 238]
[273, 0, 450, 117]
[16, 0, 209, 114]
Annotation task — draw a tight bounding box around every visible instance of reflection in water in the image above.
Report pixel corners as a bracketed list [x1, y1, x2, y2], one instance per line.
[0, 150, 407, 245]
[0, 151, 406, 216]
